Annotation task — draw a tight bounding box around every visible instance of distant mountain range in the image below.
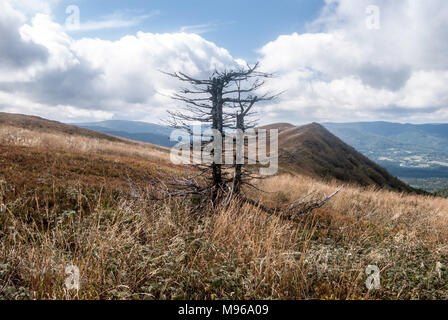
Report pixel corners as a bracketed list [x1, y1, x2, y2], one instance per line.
[323, 122, 448, 190]
[12, 116, 414, 192]
[70, 119, 448, 191]
[72, 120, 175, 148]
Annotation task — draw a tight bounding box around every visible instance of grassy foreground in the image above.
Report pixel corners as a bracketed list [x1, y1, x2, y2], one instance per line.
[0, 127, 448, 299]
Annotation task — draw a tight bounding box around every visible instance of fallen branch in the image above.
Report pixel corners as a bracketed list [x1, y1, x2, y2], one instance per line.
[242, 185, 345, 221]
[241, 196, 277, 215]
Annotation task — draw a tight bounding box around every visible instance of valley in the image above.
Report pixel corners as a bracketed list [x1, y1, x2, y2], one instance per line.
[323, 122, 448, 192]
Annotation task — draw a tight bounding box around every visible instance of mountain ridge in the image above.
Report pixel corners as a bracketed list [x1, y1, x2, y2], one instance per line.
[264, 122, 416, 192]
[0, 113, 419, 192]
[0, 112, 123, 143]
[322, 121, 448, 190]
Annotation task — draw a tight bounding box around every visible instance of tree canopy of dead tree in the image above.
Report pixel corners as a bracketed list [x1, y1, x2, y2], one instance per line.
[163, 63, 279, 202]
[159, 63, 343, 218]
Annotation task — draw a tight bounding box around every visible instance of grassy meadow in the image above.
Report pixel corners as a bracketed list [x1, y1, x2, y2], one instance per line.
[0, 125, 447, 300]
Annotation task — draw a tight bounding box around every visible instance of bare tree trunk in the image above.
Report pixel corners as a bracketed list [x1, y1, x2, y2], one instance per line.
[163, 63, 280, 204]
[211, 77, 224, 197]
[233, 112, 244, 194]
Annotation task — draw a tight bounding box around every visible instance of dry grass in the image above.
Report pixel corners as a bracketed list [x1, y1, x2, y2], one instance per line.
[0, 125, 169, 163]
[259, 175, 448, 299]
[1, 171, 447, 299]
[1, 125, 448, 300]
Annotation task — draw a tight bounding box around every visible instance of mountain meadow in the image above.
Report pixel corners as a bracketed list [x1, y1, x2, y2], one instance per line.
[69, 119, 448, 194]
[0, 113, 447, 300]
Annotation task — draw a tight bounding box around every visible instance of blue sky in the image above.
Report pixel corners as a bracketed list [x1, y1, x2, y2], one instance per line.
[53, 0, 325, 61]
[1, 0, 448, 124]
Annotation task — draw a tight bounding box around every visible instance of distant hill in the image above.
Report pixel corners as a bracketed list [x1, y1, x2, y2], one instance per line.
[72, 120, 175, 148]
[262, 123, 416, 192]
[0, 112, 419, 192]
[323, 122, 448, 190]
[0, 112, 170, 165]
[0, 112, 123, 143]
[74, 119, 417, 191]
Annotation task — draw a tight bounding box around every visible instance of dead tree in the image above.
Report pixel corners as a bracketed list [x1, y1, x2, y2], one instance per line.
[164, 63, 278, 201]
[159, 64, 343, 219]
[226, 69, 279, 195]
[163, 71, 230, 200]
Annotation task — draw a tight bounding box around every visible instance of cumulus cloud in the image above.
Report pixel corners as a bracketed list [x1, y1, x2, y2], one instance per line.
[258, 0, 448, 124]
[0, 1, 48, 73]
[1, 0, 447, 124]
[0, 1, 240, 122]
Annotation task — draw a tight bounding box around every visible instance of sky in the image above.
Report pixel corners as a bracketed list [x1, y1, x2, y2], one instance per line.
[0, 0, 448, 125]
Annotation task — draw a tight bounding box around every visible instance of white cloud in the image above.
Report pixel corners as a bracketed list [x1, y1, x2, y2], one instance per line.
[258, 0, 448, 124]
[0, 90, 113, 122]
[1, 0, 448, 124]
[0, 1, 48, 81]
[0, 1, 240, 123]
[179, 24, 215, 35]
[65, 10, 160, 32]
[179, 21, 233, 35]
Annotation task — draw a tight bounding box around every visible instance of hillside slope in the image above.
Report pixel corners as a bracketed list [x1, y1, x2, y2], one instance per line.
[323, 122, 448, 190]
[435, 187, 448, 198]
[0, 112, 169, 162]
[0, 113, 414, 192]
[0, 113, 447, 300]
[0, 113, 123, 142]
[72, 120, 175, 148]
[263, 123, 415, 192]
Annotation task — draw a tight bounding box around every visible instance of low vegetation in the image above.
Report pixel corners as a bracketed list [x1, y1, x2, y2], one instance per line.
[1, 124, 447, 300]
[271, 123, 418, 193]
[435, 188, 448, 198]
[0, 124, 169, 163]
